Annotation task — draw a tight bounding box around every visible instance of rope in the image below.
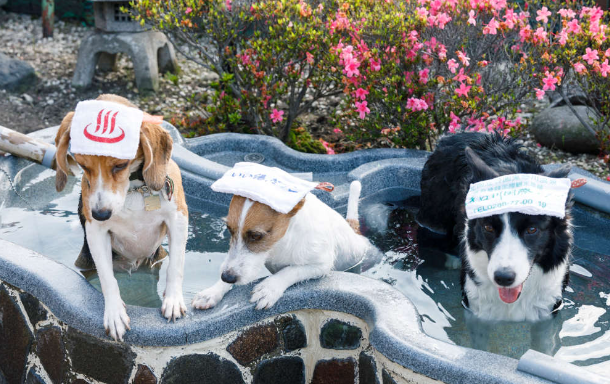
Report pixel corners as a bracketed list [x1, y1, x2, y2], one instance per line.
[0, 167, 34, 210]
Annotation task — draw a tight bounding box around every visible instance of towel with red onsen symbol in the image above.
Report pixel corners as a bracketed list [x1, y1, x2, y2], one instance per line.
[69, 100, 162, 160]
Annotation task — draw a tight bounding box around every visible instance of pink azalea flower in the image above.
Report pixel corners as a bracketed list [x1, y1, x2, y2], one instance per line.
[270, 109, 284, 123]
[437, 44, 447, 60]
[416, 7, 428, 19]
[418, 68, 430, 84]
[225, 0, 232, 11]
[355, 101, 370, 119]
[436, 12, 452, 29]
[534, 27, 547, 42]
[504, 9, 517, 29]
[457, 50, 470, 66]
[542, 71, 557, 91]
[605, 48, 610, 58]
[583, 48, 599, 65]
[574, 62, 586, 73]
[185, 7, 193, 14]
[519, 26, 532, 42]
[558, 29, 568, 46]
[558, 9, 576, 19]
[567, 19, 581, 34]
[536, 7, 551, 24]
[535, 89, 545, 100]
[370, 58, 381, 71]
[306, 52, 314, 65]
[355, 88, 369, 100]
[344, 56, 360, 78]
[319, 139, 335, 155]
[333, 128, 343, 134]
[448, 111, 461, 133]
[455, 82, 471, 97]
[468, 10, 476, 26]
[483, 18, 500, 35]
[600, 59, 610, 77]
[447, 59, 459, 73]
[406, 98, 428, 111]
[453, 68, 468, 82]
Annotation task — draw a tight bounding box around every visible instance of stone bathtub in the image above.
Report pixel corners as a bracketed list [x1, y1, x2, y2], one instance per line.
[0, 125, 608, 384]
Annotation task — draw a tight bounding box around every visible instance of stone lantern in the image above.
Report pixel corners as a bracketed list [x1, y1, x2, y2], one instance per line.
[72, 0, 178, 93]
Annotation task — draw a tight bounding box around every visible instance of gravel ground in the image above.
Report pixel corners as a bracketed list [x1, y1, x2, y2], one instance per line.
[0, 10, 608, 180]
[0, 11, 217, 134]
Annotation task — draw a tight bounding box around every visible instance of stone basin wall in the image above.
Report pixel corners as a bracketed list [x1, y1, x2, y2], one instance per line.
[0, 279, 439, 384]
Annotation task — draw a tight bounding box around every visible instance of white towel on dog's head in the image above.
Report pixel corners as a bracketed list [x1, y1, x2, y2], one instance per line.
[212, 162, 319, 214]
[465, 173, 571, 219]
[70, 100, 143, 160]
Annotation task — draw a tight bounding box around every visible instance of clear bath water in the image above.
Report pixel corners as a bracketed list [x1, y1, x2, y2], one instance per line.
[0, 166, 608, 378]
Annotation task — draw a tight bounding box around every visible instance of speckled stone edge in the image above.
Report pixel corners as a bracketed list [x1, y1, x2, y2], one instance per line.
[2, 128, 609, 384]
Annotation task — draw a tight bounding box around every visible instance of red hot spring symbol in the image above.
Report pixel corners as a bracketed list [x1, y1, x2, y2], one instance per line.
[83, 109, 126, 143]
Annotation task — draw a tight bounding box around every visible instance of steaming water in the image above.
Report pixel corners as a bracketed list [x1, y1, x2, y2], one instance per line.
[0, 167, 608, 378]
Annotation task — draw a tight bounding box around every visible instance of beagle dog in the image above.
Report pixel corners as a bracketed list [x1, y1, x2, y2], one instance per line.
[54, 94, 188, 341]
[192, 180, 375, 310]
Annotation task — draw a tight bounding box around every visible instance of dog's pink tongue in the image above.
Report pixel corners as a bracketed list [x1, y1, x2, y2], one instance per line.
[498, 284, 523, 303]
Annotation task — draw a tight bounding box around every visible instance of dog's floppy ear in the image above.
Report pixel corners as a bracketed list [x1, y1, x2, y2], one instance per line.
[464, 146, 499, 181]
[54, 112, 74, 192]
[545, 164, 571, 179]
[140, 123, 173, 191]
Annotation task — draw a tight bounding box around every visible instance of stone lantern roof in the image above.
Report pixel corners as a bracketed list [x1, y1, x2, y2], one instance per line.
[92, 0, 148, 33]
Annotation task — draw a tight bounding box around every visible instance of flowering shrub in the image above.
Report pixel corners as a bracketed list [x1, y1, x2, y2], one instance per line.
[132, 0, 609, 153]
[522, 1, 610, 153]
[131, 0, 345, 144]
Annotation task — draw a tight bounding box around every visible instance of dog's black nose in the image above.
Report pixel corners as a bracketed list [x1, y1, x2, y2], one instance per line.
[494, 269, 516, 286]
[92, 209, 112, 221]
[221, 270, 238, 284]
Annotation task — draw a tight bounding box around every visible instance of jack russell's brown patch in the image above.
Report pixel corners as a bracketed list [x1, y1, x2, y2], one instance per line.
[226, 196, 306, 253]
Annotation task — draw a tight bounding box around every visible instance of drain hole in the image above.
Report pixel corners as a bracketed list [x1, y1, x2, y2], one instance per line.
[244, 153, 265, 163]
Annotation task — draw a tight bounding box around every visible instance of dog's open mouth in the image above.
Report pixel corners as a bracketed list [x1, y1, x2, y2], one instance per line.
[498, 284, 523, 303]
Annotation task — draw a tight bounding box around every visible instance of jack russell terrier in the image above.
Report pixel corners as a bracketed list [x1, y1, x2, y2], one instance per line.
[192, 163, 375, 310]
[54, 94, 188, 341]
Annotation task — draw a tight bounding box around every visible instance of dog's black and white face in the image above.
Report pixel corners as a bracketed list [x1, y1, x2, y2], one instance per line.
[466, 213, 565, 303]
[462, 147, 572, 305]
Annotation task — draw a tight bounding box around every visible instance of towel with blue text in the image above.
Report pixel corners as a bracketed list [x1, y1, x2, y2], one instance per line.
[465, 174, 571, 220]
[211, 162, 318, 214]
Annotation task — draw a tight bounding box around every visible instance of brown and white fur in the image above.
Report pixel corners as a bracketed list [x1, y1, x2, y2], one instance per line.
[54, 94, 188, 341]
[192, 181, 374, 310]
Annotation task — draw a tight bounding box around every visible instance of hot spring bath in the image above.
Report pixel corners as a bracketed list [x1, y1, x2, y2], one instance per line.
[0, 127, 608, 383]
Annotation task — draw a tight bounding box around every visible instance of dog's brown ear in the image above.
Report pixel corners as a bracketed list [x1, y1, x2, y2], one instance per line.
[287, 198, 306, 217]
[140, 123, 173, 191]
[54, 112, 74, 192]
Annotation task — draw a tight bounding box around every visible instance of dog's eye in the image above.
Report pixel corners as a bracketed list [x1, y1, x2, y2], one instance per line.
[526, 227, 538, 235]
[484, 224, 494, 233]
[113, 162, 129, 173]
[248, 232, 264, 241]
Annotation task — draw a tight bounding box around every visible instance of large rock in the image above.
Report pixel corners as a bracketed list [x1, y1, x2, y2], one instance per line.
[530, 105, 600, 154]
[0, 53, 37, 92]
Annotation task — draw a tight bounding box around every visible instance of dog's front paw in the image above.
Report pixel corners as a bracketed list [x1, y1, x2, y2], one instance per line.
[192, 288, 223, 310]
[250, 279, 285, 310]
[162, 292, 187, 322]
[104, 299, 130, 341]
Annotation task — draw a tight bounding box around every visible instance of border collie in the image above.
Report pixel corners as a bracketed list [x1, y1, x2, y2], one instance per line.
[418, 132, 572, 325]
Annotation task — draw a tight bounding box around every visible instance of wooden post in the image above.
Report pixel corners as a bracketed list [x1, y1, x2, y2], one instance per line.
[0, 125, 75, 174]
[42, 0, 54, 38]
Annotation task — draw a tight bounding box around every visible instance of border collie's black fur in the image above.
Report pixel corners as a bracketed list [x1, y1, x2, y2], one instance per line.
[418, 132, 572, 324]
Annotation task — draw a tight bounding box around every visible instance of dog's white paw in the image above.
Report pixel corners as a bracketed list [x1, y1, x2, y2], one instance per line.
[250, 279, 285, 310]
[192, 287, 224, 310]
[161, 292, 187, 322]
[103, 299, 130, 341]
